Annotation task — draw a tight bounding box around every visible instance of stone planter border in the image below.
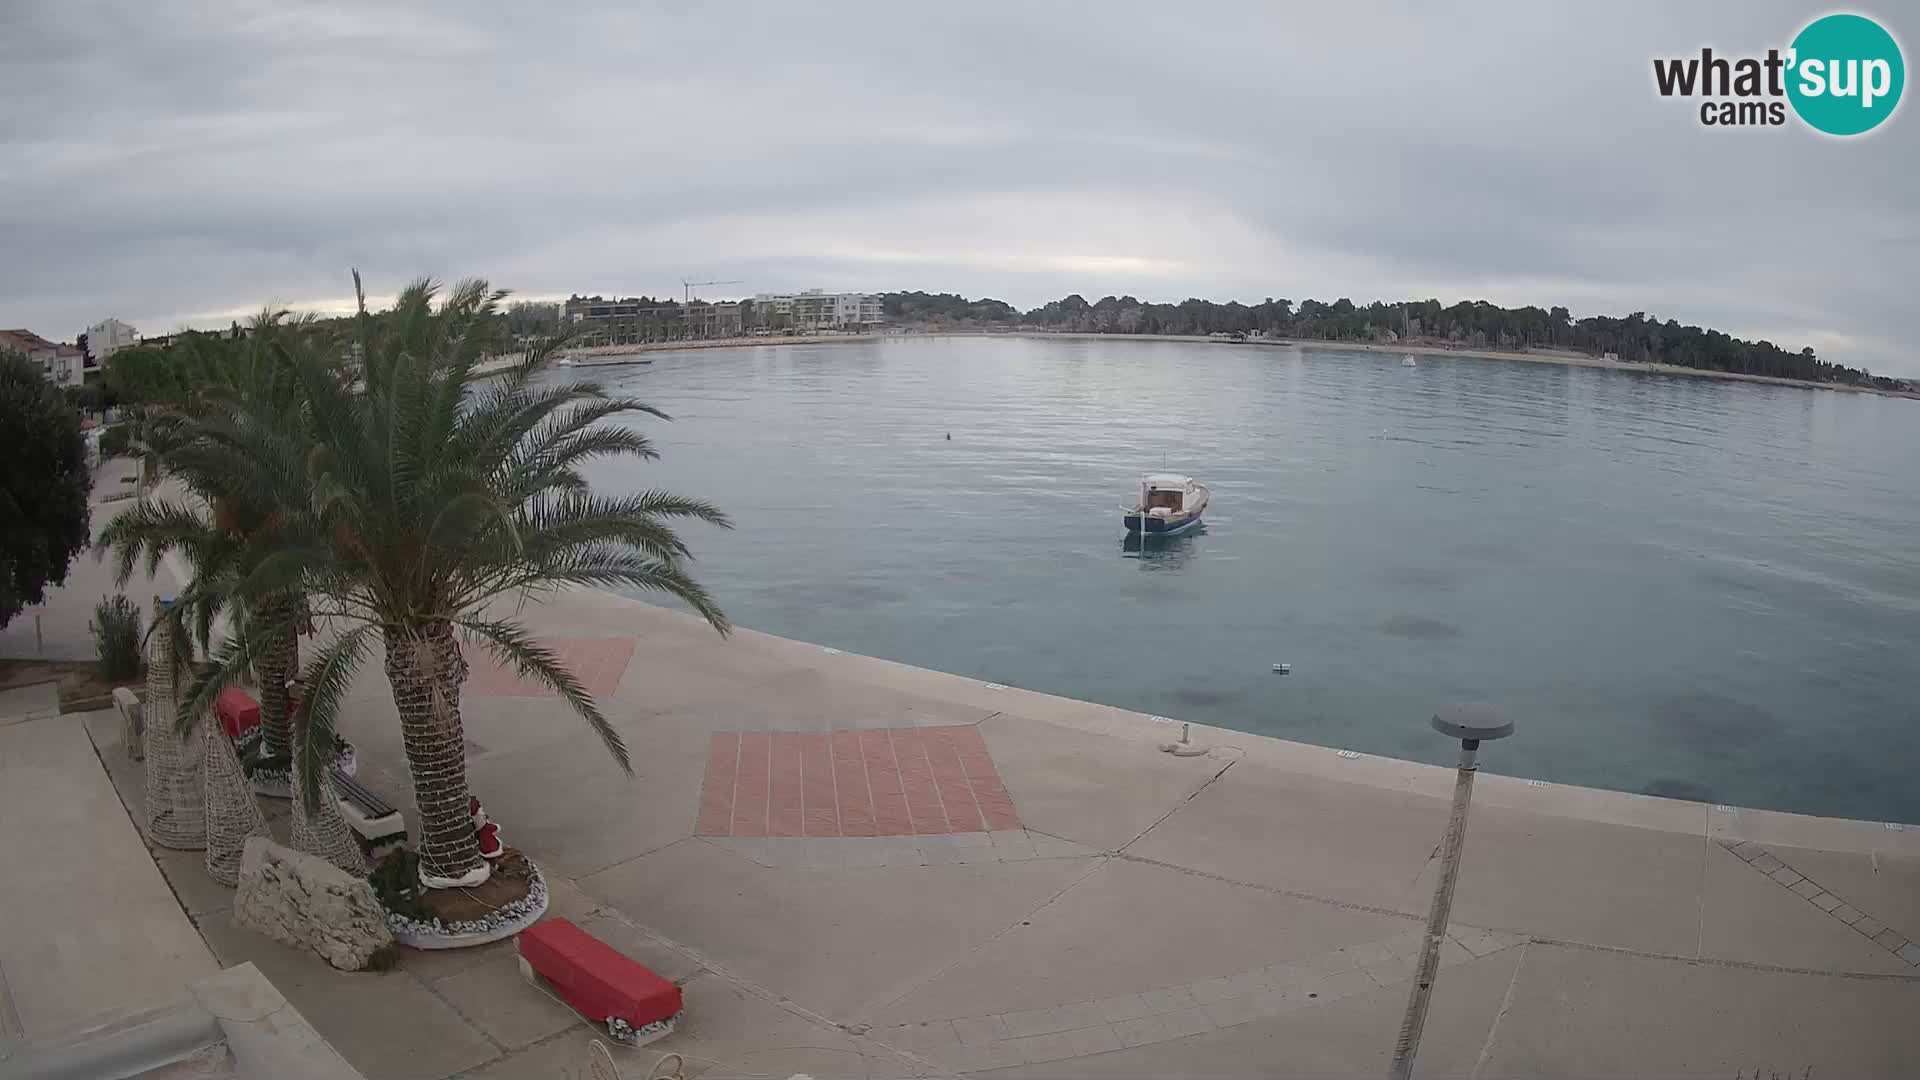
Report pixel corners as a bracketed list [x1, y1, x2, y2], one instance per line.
[385, 864, 549, 950]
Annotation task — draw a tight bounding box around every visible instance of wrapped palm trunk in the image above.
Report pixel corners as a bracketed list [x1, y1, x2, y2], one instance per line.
[255, 597, 296, 761]
[386, 623, 487, 889]
[142, 608, 206, 850]
[202, 703, 270, 885]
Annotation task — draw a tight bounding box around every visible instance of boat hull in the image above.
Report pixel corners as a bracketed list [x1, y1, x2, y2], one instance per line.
[1123, 512, 1203, 536]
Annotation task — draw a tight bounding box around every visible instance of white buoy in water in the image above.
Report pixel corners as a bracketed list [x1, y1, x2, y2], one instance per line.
[1272, 663, 1291, 674]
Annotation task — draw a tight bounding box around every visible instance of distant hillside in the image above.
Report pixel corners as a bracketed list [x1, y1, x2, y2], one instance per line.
[881, 291, 1888, 388]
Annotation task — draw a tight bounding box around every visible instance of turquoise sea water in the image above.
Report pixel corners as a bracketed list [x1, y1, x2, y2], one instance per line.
[576, 335, 1920, 824]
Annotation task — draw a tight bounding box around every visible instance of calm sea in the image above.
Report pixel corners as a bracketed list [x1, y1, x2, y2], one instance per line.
[575, 335, 1920, 824]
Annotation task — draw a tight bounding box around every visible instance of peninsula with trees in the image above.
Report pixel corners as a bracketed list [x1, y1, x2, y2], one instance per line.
[881, 292, 1902, 391]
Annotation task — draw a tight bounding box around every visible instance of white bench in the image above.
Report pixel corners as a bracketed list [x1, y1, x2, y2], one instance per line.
[330, 768, 407, 859]
[112, 686, 143, 760]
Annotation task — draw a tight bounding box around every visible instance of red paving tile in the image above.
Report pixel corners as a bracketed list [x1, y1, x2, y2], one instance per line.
[925, 728, 986, 832]
[769, 732, 804, 837]
[695, 732, 740, 836]
[800, 733, 839, 837]
[461, 637, 636, 699]
[863, 730, 913, 836]
[892, 729, 949, 836]
[732, 732, 772, 836]
[696, 726, 1020, 838]
[831, 732, 876, 837]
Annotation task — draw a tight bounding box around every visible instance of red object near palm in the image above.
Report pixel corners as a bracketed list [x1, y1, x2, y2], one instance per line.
[214, 687, 260, 740]
[519, 918, 682, 1042]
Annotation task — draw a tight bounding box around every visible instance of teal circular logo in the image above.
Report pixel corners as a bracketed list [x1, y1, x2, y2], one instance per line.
[1787, 14, 1904, 135]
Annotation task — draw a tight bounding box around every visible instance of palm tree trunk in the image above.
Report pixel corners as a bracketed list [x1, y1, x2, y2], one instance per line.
[384, 621, 482, 885]
[256, 597, 295, 760]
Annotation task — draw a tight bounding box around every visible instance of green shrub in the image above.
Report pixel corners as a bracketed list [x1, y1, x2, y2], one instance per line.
[89, 594, 143, 681]
[97, 424, 131, 459]
[369, 848, 430, 920]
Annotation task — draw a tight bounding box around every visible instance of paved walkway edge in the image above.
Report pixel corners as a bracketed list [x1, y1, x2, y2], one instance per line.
[644, 592, 1920, 857]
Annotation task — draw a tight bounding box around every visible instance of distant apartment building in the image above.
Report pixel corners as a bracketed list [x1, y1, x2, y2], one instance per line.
[563, 295, 712, 345]
[561, 288, 881, 344]
[86, 317, 138, 360]
[751, 289, 883, 331]
[562, 294, 754, 343]
[0, 328, 87, 387]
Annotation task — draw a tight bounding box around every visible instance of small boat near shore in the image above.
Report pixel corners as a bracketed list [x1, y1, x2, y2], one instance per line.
[1122, 473, 1209, 536]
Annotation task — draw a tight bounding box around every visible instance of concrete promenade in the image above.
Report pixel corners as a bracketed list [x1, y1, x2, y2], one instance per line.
[247, 586, 1920, 1077]
[8, 518, 1920, 1075]
[0, 708, 219, 1049]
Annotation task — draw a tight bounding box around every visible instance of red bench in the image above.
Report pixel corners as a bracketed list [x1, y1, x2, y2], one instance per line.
[518, 918, 682, 1046]
[215, 687, 261, 740]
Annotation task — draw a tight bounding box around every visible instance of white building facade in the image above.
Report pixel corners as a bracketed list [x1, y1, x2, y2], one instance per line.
[87, 317, 138, 360]
[0, 328, 87, 388]
[750, 289, 883, 331]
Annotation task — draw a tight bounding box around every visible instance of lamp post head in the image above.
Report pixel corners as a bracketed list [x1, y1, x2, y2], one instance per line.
[1431, 703, 1513, 745]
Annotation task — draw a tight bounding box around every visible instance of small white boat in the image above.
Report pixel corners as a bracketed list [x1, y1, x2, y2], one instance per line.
[1402, 355, 1417, 367]
[555, 357, 576, 366]
[1122, 474, 1210, 536]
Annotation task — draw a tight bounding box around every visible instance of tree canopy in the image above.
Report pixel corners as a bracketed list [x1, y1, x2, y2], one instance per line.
[881, 291, 1020, 326]
[107, 275, 731, 890]
[0, 349, 93, 627]
[103, 343, 194, 405]
[880, 291, 1881, 386]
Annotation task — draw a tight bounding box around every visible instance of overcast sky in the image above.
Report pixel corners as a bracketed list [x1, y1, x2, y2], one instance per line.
[2, 2, 1913, 373]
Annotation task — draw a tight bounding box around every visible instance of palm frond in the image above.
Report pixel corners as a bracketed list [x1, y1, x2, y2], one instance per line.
[456, 618, 631, 774]
[94, 498, 211, 576]
[175, 629, 256, 739]
[294, 624, 376, 812]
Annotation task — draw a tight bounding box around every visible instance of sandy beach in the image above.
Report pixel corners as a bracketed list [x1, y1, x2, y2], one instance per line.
[488, 329, 1908, 397]
[563, 333, 876, 362]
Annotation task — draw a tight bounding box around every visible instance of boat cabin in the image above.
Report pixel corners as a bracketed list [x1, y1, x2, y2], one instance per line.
[1140, 474, 1197, 512]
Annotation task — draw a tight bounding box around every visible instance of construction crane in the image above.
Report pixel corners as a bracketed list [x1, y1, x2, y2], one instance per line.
[678, 279, 745, 341]
[681, 278, 743, 304]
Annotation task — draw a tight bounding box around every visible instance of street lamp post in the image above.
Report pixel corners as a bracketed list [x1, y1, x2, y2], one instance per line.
[1388, 704, 1515, 1080]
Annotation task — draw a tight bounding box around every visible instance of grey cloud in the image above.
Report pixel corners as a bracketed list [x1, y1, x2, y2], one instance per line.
[1, 0, 1913, 374]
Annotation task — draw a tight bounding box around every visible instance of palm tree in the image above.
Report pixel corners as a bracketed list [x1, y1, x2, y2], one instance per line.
[102, 320, 306, 747]
[100, 317, 365, 871]
[201, 275, 730, 891]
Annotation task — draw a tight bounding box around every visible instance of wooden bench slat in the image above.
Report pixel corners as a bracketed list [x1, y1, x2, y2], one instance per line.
[330, 768, 396, 817]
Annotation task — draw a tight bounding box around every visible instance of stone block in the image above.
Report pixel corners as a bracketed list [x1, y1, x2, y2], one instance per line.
[232, 837, 392, 971]
[1087, 993, 1154, 1023]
